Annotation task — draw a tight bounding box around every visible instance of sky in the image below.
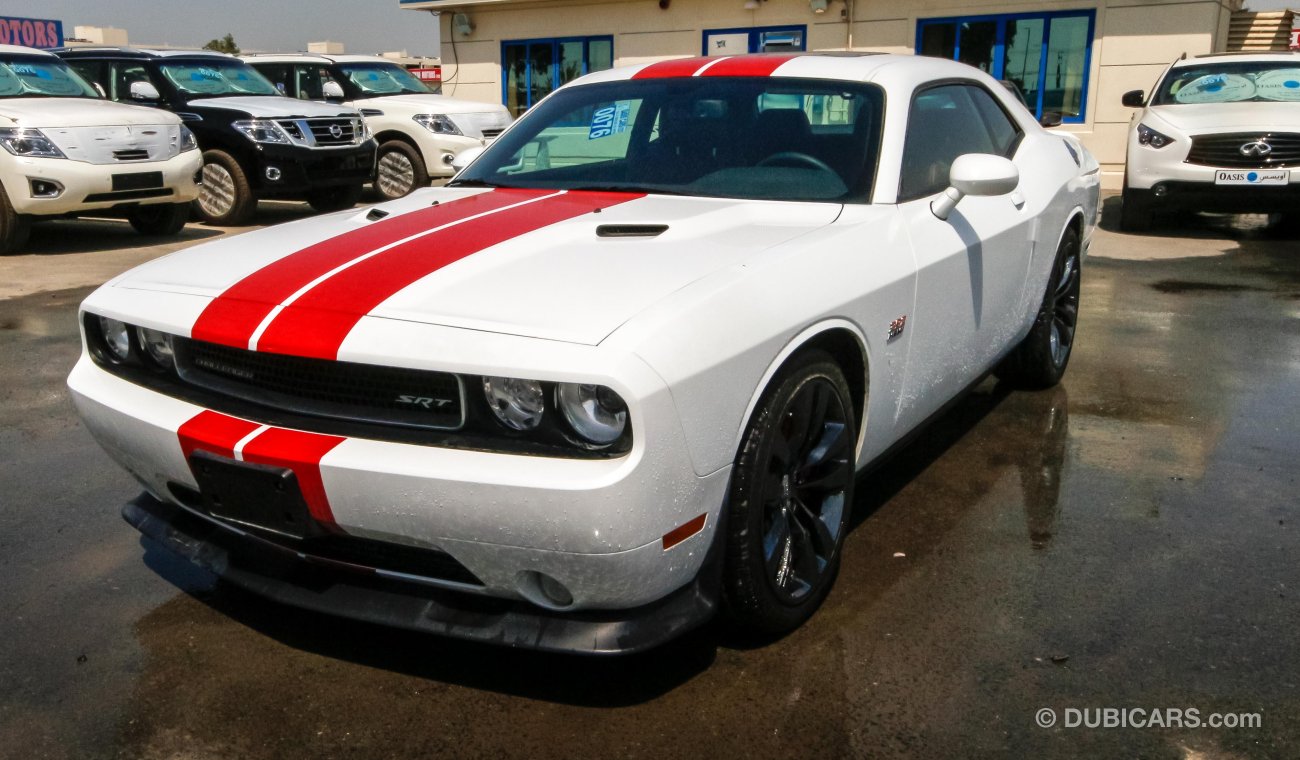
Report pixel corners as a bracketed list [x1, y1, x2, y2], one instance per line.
[0, 0, 442, 57]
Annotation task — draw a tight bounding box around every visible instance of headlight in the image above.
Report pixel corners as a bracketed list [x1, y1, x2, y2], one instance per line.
[0, 128, 66, 159]
[356, 117, 372, 143]
[1136, 123, 1174, 149]
[557, 383, 628, 446]
[179, 125, 198, 152]
[137, 326, 175, 369]
[97, 316, 132, 362]
[413, 113, 463, 136]
[483, 376, 545, 431]
[232, 119, 291, 145]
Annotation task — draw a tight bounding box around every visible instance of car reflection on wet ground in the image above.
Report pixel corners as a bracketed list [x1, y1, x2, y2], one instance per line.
[1, 201, 1297, 759]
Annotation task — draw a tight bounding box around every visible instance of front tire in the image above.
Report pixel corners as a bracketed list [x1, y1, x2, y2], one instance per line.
[723, 350, 857, 635]
[997, 227, 1081, 389]
[1120, 185, 1153, 233]
[128, 203, 190, 236]
[306, 184, 364, 213]
[374, 140, 429, 201]
[194, 150, 256, 226]
[0, 185, 31, 254]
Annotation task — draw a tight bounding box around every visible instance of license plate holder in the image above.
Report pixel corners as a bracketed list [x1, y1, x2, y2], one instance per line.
[1214, 170, 1290, 186]
[189, 451, 316, 540]
[112, 171, 164, 191]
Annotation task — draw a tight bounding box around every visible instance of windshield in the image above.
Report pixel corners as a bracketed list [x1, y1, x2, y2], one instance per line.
[451, 77, 884, 203]
[158, 59, 280, 98]
[0, 55, 100, 99]
[337, 63, 433, 97]
[1154, 62, 1300, 105]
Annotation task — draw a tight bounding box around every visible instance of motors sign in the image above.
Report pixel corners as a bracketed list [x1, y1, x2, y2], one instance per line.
[0, 17, 64, 49]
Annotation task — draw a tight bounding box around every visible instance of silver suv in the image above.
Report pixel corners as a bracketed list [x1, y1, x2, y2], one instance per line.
[1120, 52, 1300, 232]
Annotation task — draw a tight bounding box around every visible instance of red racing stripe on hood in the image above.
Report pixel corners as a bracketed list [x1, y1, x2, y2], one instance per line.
[190, 189, 551, 349]
[176, 410, 346, 529]
[253, 190, 644, 360]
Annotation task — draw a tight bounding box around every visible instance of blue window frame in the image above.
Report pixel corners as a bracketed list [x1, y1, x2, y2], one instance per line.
[501, 36, 613, 117]
[916, 10, 1095, 124]
[702, 25, 807, 56]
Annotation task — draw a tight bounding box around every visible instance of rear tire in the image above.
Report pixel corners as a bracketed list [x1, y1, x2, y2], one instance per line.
[997, 227, 1081, 390]
[194, 150, 256, 226]
[374, 140, 429, 200]
[306, 184, 365, 213]
[723, 350, 856, 635]
[128, 202, 190, 236]
[0, 185, 31, 254]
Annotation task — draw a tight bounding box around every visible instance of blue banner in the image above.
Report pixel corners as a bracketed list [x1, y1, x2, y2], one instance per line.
[0, 17, 64, 49]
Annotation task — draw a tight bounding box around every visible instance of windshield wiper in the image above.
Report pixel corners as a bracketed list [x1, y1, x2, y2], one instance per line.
[447, 178, 516, 189]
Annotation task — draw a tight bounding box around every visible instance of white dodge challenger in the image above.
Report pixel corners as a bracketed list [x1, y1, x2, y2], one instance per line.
[68, 53, 1099, 654]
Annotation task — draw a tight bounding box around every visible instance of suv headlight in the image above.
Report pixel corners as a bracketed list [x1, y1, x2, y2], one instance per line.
[1136, 123, 1174, 149]
[413, 113, 463, 136]
[179, 125, 199, 152]
[232, 119, 291, 145]
[0, 128, 66, 159]
[355, 117, 372, 143]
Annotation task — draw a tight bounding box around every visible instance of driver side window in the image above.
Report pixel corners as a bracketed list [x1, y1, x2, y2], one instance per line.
[899, 83, 1013, 201]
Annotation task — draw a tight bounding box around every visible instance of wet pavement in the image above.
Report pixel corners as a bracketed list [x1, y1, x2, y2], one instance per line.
[1, 201, 1298, 759]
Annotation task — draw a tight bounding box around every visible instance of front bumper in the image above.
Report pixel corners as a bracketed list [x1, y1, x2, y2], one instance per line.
[1126, 178, 1300, 214]
[125, 491, 721, 655]
[1, 150, 203, 216]
[408, 131, 486, 178]
[249, 141, 377, 197]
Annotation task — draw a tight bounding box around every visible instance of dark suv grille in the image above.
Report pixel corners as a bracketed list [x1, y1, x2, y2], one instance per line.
[1186, 132, 1300, 169]
[174, 338, 464, 431]
[275, 117, 362, 147]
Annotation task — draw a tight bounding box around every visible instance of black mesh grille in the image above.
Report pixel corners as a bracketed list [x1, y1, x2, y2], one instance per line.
[1186, 132, 1300, 168]
[175, 338, 464, 430]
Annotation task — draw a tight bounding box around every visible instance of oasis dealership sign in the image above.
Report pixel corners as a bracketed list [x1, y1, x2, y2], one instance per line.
[0, 17, 63, 49]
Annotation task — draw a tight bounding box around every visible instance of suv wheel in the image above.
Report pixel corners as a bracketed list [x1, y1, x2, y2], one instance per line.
[997, 227, 1082, 389]
[194, 150, 256, 226]
[128, 203, 190, 236]
[1120, 185, 1154, 233]
[375, 140, 429, 201]
[0, 185, 31, 255]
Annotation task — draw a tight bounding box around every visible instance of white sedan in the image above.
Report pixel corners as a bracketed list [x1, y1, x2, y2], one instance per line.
[68, 53, 1099, 654]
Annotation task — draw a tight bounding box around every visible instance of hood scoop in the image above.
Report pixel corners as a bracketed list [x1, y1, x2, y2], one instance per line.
[596, 223, 669, 238]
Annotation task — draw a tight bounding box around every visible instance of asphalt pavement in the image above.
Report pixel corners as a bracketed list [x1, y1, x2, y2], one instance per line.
[1, 198, 1297, 759]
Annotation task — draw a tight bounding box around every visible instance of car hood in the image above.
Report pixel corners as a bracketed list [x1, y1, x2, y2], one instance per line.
[186, 95, 359, 119]
[112, 187, 841, 348]
[1151, 102, 1300, 132]
[352, 93, 509, 115]
[0, 97, 181, 127]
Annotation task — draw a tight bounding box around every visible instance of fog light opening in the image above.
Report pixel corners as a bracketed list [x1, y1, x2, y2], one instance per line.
[265, 166, 282, 181]
[442, 153, 456, 165]
[516, 570, 574, 610]
[1152, 183, 1168, 198]
[29, 178, 64, 198]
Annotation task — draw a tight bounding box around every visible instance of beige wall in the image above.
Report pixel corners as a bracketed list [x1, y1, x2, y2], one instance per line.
[426, 0, 1243, 187]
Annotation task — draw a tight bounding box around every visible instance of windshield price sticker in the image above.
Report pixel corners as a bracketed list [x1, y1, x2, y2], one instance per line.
[588, 101, 631, 140]
[1215, 170, 1289, 186]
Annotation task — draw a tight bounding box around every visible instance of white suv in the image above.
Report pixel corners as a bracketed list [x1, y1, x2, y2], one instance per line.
[246, 54, 512, 200]
[0, 45, 201, 253]
[1120, 52, 1300, 231]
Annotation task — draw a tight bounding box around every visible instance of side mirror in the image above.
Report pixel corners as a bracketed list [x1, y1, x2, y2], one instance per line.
[1039, 111, 1063, 128]
[1121, 90, 1146, 108]
[322, 81, 345, 101]
[450, 145, 486, 173]
[129, 80, 161, 102]
[931, 154, 1019, 221]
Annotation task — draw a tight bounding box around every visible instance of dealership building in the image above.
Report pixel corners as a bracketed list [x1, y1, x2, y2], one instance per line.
[399, 0, 1299, 187]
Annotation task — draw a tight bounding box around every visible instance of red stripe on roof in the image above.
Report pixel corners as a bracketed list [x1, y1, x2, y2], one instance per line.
[189, 189, 548, 350]
[253, 190, 643, 360]
[631, 57, 713, 79]
[699, 54, 800, 77]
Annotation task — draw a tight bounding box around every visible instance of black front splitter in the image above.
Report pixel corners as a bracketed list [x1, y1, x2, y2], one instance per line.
[123, 492, 720, 656]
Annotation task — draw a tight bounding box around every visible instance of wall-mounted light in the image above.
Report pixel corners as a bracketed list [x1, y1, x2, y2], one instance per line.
[809, 0, 829, 13]
[743, 0, 760, 8]
[452, 12, 474, 36]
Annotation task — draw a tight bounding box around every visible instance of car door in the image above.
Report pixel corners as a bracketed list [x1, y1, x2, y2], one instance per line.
[893, 82, 1034, 429]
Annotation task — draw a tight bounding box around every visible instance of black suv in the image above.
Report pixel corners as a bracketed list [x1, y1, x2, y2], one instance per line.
[55, 47, 377, 225]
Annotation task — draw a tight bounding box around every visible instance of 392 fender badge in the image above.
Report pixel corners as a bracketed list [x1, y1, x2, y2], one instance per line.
[888, 315, 907, 340]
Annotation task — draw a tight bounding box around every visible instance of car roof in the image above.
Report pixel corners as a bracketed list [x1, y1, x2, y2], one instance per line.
[1175, 51, 1300, 67]
[53, 46, 237, 60]
[0, 44, 58, 58]
[244, 53, 396, 65]
[579, 52, 991, 89]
